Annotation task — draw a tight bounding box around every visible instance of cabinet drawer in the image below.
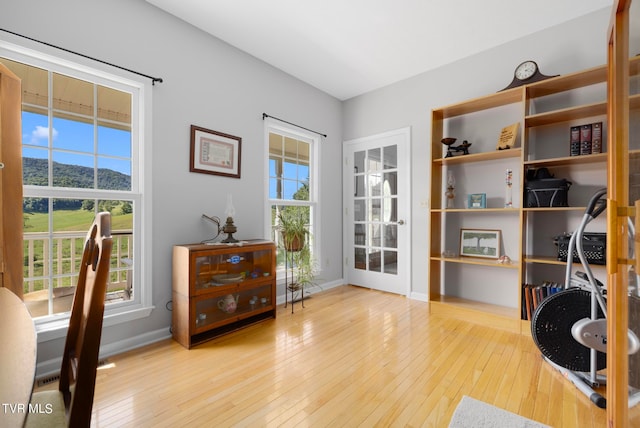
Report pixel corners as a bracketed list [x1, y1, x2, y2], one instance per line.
[193, 283, 274, 333]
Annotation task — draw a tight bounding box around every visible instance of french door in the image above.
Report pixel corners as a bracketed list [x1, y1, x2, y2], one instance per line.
[343, 128, 410, 295]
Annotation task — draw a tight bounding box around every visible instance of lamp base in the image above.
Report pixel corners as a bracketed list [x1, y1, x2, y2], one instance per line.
[221, 234, 238, 243]
[221, 217, 238, 243]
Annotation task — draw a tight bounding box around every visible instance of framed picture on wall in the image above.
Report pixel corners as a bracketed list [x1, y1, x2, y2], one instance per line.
[190, 125, 242, 178]
[460, 229, 501, 259]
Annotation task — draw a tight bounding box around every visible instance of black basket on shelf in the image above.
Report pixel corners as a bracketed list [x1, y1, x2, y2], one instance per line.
[524, 168, 571, 207]
[554, 232, 606, 265]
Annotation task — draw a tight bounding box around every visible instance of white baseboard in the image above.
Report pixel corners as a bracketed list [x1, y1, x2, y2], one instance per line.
[99, 327, 172, 360]
[409, 291, 428, 302]
[276, 279, 344, 305]
[35, 327, 171, 379]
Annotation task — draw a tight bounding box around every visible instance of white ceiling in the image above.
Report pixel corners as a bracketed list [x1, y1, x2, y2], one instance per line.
[146, 0, 612, 100]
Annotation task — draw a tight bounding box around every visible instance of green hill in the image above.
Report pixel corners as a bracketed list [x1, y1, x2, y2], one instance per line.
[22, 157, 131, 213]
[23, 157, 131, 189]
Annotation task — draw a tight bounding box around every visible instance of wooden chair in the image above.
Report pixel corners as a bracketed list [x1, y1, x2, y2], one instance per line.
[26, 212, 113, 428]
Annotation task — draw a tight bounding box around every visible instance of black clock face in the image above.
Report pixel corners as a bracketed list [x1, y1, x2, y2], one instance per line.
[515, 61, 537, 80]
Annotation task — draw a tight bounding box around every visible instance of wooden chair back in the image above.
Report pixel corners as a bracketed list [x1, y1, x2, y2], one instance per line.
[60, 212, 113, 426]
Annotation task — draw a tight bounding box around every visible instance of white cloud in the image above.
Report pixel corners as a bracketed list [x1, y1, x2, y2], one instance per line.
[29, 126, 58, 144]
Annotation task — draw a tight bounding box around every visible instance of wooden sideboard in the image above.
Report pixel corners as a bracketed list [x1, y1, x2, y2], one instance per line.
[172, 240, 276, 348]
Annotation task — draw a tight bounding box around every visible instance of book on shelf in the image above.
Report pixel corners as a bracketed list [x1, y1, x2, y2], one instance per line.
[592, 122, 602, 154]
[523, 284, 532, 320]
[531, 285, 539, 309]
[521, 282, 563, 320]
[580, 124, 592, 155]
[570, 126, 581, 156]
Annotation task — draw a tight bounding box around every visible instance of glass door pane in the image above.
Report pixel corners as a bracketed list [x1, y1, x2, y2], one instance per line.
[352, 146, 398, 275]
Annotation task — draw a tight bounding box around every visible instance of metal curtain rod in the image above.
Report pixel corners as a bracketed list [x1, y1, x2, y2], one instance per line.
[262, 113, 327, 138]
[0, 28, 163, 85]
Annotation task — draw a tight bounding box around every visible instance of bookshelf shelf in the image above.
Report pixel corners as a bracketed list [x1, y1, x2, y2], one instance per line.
[429, 294, 521, 333]
[523, 255, 566, 266]
[523, 206, 587, 213]
[431, 208, 520, 213]
[433, 148, 521, 165]
[430, 256, 519, 268]
[525, 101, 606, 127]
[524, 153, 607, 167]
[526, 65, 606, 98]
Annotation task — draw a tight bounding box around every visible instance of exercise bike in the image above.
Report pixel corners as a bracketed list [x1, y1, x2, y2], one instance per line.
[531, 188, 640, 408]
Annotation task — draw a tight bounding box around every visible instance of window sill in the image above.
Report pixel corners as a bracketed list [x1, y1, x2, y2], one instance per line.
[35, 305, 155, 344]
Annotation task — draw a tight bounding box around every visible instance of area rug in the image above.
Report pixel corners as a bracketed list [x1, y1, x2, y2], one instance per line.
[449, 396, 551, 428]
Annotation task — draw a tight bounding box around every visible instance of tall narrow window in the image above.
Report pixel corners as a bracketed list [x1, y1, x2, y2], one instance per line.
[265, 120, 319, 270]
[0, 48, 150, 326]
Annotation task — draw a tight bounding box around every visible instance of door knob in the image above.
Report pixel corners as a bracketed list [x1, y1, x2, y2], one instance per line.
[397, 220, 405, 225]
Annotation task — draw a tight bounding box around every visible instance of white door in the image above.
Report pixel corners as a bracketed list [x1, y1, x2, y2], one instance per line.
[343, 128, 411, 295]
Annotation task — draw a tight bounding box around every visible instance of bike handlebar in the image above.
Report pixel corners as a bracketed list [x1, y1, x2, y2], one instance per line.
[586, 188, 607, 219]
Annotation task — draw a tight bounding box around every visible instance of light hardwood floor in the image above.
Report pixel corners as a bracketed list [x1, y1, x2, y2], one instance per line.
[81, 285, 640, 427]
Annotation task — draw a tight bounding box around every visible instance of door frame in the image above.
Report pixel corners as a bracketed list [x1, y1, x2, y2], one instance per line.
[342, 127, 412, 295]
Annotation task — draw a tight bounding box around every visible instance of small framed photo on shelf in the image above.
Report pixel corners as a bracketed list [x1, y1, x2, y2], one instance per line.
[460, 229, 501, 259]
[190, 125, 242, 178]
[467, 193, 486, 209]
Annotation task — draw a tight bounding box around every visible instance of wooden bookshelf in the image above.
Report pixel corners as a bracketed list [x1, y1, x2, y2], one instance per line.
[429, 55, 640, 334]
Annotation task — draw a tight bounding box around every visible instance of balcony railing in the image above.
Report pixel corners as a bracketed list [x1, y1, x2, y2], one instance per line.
[23, 230, 133, 318]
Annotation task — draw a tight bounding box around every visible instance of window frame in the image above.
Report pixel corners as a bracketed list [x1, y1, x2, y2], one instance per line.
[264, 118, 320, 277]
[0, 40, 154, 342]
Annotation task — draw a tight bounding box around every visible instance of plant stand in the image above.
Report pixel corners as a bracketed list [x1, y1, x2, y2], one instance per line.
[284, 248, 305, 313]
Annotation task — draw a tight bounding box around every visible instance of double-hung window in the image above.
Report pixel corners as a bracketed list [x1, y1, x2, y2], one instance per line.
[265, 119, 319, 271]
[0, 41, 152, 338]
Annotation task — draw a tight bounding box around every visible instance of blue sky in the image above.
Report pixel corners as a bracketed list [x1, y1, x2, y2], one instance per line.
[22, 111, 132, 176]
[269, 158, 309, 199]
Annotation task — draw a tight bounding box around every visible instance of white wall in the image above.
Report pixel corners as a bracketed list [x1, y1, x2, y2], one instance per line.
[0, 0, 344, 366]
[342, 8, 613, 300]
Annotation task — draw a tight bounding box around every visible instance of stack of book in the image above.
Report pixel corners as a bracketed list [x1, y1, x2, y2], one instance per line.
[521, 282, 564, 320]
[570, 122, 603, 156]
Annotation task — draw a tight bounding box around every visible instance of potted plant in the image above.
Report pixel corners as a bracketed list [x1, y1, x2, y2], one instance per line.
[277, 208, 308, 252]
[277, 208, 320, 299]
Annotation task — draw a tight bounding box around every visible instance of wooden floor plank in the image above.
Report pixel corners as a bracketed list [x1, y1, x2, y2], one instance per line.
[40, 285, 640, 427]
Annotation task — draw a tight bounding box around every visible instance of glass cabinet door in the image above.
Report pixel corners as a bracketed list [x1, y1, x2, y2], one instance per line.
[194, 283, 273, 331]
[194, 249, 273, 292]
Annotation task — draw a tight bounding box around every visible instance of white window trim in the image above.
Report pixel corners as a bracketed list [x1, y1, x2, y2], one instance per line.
[264, 117, 321, 277]
[0, 39, 154, 343]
